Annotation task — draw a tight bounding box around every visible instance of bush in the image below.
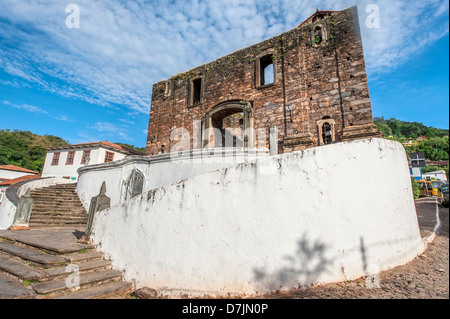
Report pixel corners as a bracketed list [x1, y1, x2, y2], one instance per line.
[411, 178, 420, 200]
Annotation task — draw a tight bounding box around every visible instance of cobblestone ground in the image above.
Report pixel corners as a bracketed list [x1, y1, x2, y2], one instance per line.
[261, 205, 449, 299]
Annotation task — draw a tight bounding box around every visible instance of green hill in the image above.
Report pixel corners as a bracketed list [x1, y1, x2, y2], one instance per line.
[0, 130, 69, 174]
[373, 117, 449, 162]
[373, 117, 449, 139]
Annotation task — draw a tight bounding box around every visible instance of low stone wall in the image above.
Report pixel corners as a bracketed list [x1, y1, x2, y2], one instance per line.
[76, 148, 269, 210]
[0, 177, 72, 230]
[91, 138, 425, 297]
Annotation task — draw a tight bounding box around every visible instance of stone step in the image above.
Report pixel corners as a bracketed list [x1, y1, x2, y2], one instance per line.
[32, 204, 83, 208]
[63, 251, 105, 264]
[29, 220, 87, 226]
[53, 281, 132, 299]
[42, 186, 77, 190]
[0, 243, 66, 267]
[29, 224, 87, 229]
[32, 269, 123, 295]
[30, 189, 78, 194]
[43, 259, 112, 280]
[45, 183, 76, 187]
[31, 212, 87, 217]
[30, 195, 81, 201]
[32, 209, 86, 214]
[0, 273, 36, 299]
[0, 253, 46, 282]
[30, 214, 87, 220]
[0, 229, 94, 254]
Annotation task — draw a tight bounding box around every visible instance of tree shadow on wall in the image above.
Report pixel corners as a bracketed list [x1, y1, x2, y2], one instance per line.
[252, 233, 335, 292]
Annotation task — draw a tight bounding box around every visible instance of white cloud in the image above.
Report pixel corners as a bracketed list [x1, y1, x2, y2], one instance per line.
[54, 115, 71, 122]
[3, 100, 48, 114]
[88, 121, 133, 142]
[119, 118, 135, 125]
[0, 0, 448, 114]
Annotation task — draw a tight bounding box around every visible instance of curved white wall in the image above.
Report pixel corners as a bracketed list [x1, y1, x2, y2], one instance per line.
[76, 148, 269, 210]
[91, 139, 425, 297]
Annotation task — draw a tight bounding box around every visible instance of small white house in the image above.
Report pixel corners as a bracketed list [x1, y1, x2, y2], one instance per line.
[0, 165, 39, 181]
[41, 141, 138, 181]
[422, 170, 448, 182]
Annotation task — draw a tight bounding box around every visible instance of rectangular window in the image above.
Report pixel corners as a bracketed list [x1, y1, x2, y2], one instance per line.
[81, 150, 91, 164]
[66, 151, 75, 165]
[190, 77, 202, 106]
[104, 151, 115, 163]
[51, 152, 61, 166]
[259, 55, 274, 86]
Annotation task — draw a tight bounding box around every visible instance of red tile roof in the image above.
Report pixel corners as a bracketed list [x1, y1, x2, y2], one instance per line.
[0, 174, 41, 186]
[43, 140, 140, 154]
[0, 165, 39, 175]
[298, 10, 336, 28]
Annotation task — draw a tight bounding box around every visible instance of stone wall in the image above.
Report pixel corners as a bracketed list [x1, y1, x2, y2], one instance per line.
[146, 6, 380, 156]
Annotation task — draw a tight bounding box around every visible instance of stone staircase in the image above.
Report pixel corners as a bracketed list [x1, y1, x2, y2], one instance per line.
[0, 182, 134, 299]
[0, 229, 133, 299]
[29, 183, 88, 228]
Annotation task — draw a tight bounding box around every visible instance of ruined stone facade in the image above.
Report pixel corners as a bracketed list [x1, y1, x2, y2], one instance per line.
[146, 6, 380, 156]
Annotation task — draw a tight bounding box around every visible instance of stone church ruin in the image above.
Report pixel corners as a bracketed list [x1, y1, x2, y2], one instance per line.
[1, 7, 426, 298]
[146, 7, 381, 156]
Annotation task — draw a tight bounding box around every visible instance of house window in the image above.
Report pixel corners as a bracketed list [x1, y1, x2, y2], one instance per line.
[104, 151, 115, 163]
[256, 54, 275, 87]
[81, 150, 91, 164]
[51, 152, 61, 166]
[66, 151, 75, 165]
[190, 77, 202, 106]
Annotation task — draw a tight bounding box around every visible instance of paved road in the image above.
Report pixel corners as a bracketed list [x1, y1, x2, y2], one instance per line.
[261, 198, 449, 299]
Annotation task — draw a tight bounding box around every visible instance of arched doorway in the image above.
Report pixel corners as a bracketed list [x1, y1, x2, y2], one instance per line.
[202, 101, 253, 148]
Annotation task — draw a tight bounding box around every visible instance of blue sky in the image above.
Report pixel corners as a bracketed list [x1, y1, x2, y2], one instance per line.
[0, 0, 448, 148]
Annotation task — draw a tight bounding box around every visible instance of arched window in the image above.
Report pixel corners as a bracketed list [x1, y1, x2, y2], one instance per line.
[317, 117, 335, 145]
[121, 169, 145, 201]
[314, 26, 323, 45]
[322, 122, 332, 145]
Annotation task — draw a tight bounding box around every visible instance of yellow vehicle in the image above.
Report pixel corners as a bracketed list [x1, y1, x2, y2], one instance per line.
[418, 179, 443, 197]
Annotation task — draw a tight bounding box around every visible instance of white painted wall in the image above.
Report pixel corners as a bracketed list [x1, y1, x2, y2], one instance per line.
[0, 177, 74, 230]
[76, 148, 269, 210]
[41, 147, 127, 181]
[0, 169, 36, 180]
[0, 193, 16, 230]
[90, 138, 425, 297]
